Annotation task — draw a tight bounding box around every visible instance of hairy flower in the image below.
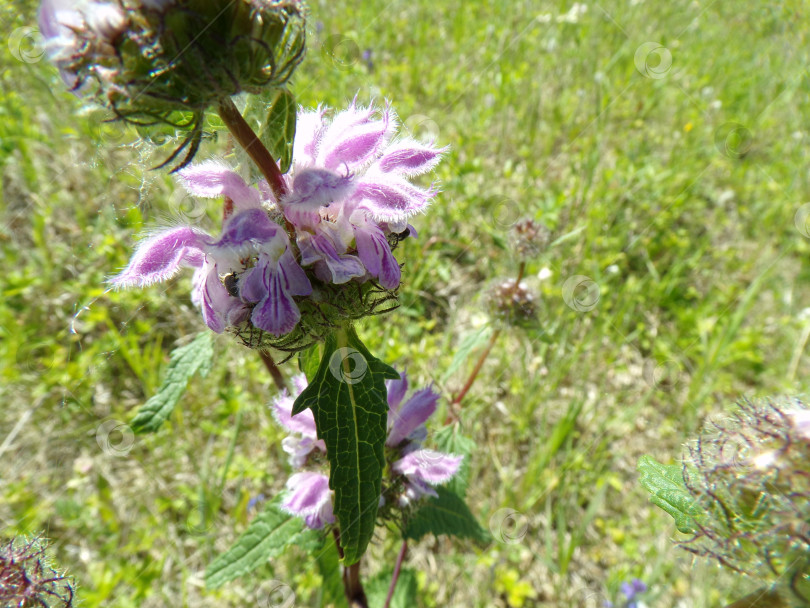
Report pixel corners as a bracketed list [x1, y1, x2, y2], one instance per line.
[273, 372, 461, 528]
[680, 397, 810, 601]
[111, 102, 446, 349]
[0, 536, 75, 608]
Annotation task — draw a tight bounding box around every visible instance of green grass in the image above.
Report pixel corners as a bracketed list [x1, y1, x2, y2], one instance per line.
[3, 0, 810, 606]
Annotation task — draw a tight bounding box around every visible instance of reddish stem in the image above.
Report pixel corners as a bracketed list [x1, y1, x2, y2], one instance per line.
[216, 97, 287, 201]
[383, 540, 408, 608]
[332, 528, 368, 608]
[259, 351, 287, 393]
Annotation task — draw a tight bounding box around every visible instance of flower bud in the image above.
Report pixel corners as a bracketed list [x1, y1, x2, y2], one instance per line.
[681, 398, 810, 603]
[39, 0, 307, 167]
[0, 536, 76, 607]
[487, 278, 538, 327]
[512, 218, 550, 260]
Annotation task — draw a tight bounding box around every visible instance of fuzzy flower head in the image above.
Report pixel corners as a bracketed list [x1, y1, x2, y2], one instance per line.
[681, 397, 810, 601]
[39, 0, 306, 168]
[0, 536, 76, 608]
[110, 102, 446, 351]
[273, 372, 461, 529]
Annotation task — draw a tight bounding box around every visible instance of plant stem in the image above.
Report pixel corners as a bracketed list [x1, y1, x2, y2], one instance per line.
[451, 327, 501, 408]
[259, 351, 287, 392]
[383, 540, 408, 608]
[332, 528, 368, 608]
[450, 262, 524, 409]
[216, 97, 287, 201]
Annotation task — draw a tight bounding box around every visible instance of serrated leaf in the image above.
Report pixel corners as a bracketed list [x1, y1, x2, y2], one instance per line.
[315, 536, 349, 608]
[257, 88, 297, 173]
[292, 326, 399, 565]
[205, 497, 320, 589]
[637, 455, 700, 534]
[404, 486, 490, 542]
[131, 332, 214, 434]
[298, 343, 322, 383]
[441, 326, 493, 383]
[365, 568, 418, 608]
[432, 425, 475, 497]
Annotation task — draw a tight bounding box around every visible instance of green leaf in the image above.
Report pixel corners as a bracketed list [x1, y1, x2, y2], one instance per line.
[257, 88, 297, 173]
[292, 326, 398, 565]
[637, 455, 700, 534]
[315, 536, 349, 608]
[404, 486, 490, 542]
[205, 498, 320, 589]
[441, 326, 493, 383]
[298, 343, 322, 383]
[432, 425, 475, 497]
[365, 568, 418, 608]
[131, 332, 214, 434]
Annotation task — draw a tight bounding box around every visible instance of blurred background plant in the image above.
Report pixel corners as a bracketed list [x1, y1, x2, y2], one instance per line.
[3, 0, 810, 605]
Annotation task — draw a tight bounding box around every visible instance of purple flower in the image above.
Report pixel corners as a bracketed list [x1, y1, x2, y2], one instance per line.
[273, 372, 461, 526]
[111, 164, 310, 336]
[280, 101, 446, 290]
[281, 472, 334, 529]
[619, 579, 647, 608]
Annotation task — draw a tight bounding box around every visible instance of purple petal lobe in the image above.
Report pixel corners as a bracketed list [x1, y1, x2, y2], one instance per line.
[353, 177, 435, 222]
[354, 221, 401, 289]
[216, 208, 281, 251]
[111, 226, 207, 288]
[177, 160, 262, 208]
[272, 391, 318, 438]
[387, 386, 440, 446]
[282, 472, 334, 529]
[386, 372, 409, 412]
[376, 140, 447, 176]
[393, 450, 463, 485]
[242, 253, 307, 336]
[298, 231, 366, 284]
[283, 168, 354, 211]
[197, 265, 237, 333]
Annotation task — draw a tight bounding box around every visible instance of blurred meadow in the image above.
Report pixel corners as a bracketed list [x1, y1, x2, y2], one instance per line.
[3, 0, 810, 606]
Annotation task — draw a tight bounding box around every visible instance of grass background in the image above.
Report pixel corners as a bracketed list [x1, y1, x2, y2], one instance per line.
[3, 0, 810, 606]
